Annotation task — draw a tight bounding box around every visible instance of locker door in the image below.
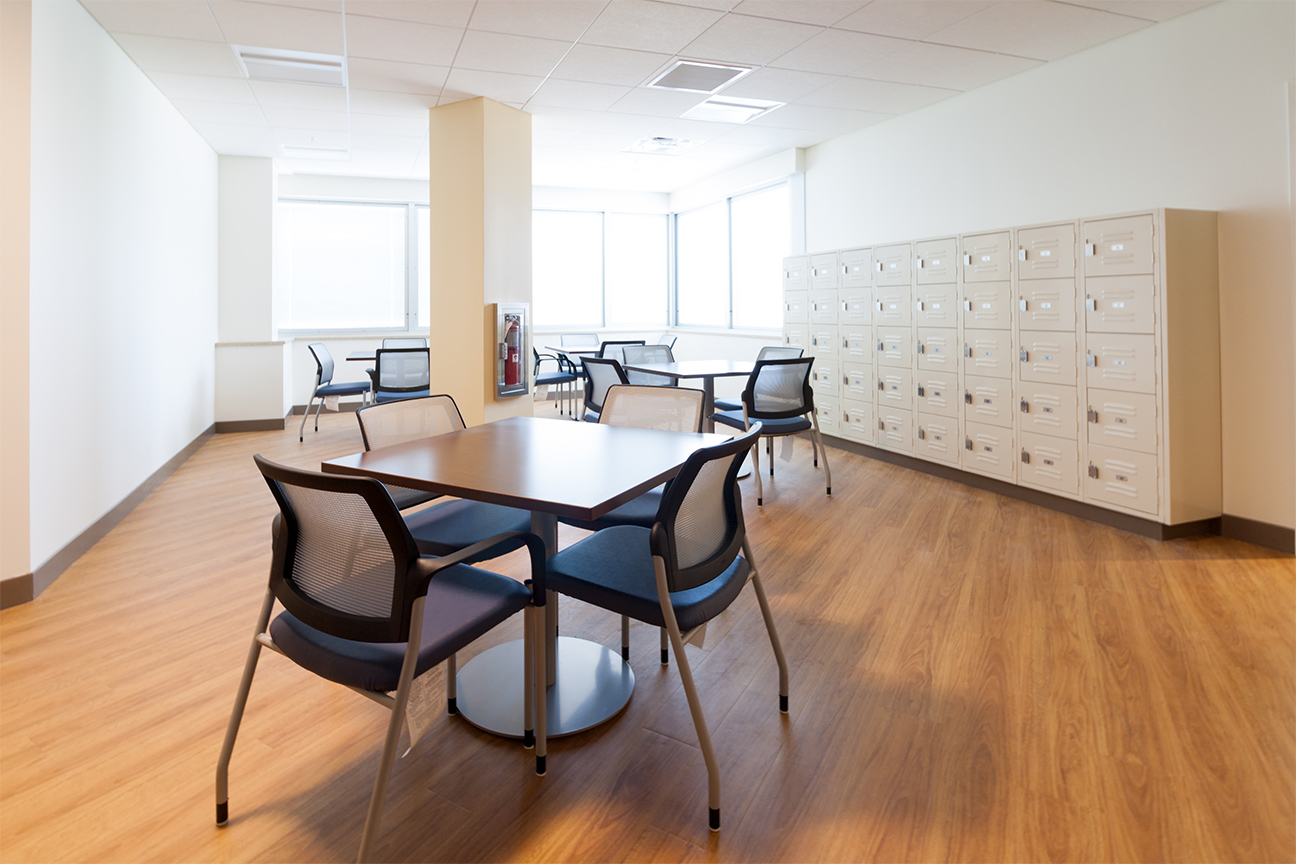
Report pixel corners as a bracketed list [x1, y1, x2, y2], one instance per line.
[878, 367, 913, 409]
[1019, 381, 1078, 439]
[913, 237, 958, 285]
[1083, 214, 1154, 277]
[963, 329, 1013, 379]
[1018, 278, 1077, 331]
[843, 362, 872, 401]
[809, 290, 839, 325]
[964, 420, 1015, 480]
[877, 328, 911, 369]
[842, 399, 874, 444]
[916, 327, 958, 372]
[812, 358, 840, 398]
[808, 325, 839, 360]
[1085, 442, 1159, 515]
[1017, 223, 1076, 279]
[783, 291, 809, 324]
[1020, 431, 1079, 495]
[1085, 275, 1155, 333]
[915, 284, 958, 327]
[874, 243, 912, 286]
[877, 407, 913, 451]
[964, 374, 1013, 428]
[841, 327, 872, 360]
[839, 287, 872, 326]
[876, 285, 913, 327]
[1086, 388, 1158, 454]
[814, 395, 841, 437]
[783, 256, 810, 292]
[810, 253, 839, 290]
[783, 325, 808, 352]
[1019, 330, 1078, 386]
[961, 231, 1012, 282]
[916, 370, 959, 418]
[963, 281, 1013, 329]
[916, 413, 960, 465]
[840, 248, 872, 289]
[1085, 333, 1156, 394]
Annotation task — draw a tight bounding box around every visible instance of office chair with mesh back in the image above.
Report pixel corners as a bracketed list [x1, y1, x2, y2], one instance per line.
[597, 339, 646, 365]
[580, 356, 629, 422]
[713, 346, 803, 412]
[559, 333, 599, 350]
[216, 456, 546, 863]
[622, 344, 676, 386]
[366, 338, 429, 395]
[374, 347, 431, 403]
[656, 334, 677, 350]
[545, 423, 787, 832]
[301, 343, 373, 442]
[712, 357, 830, 506]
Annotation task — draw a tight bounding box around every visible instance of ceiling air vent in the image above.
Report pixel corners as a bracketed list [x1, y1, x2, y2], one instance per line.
[624, 137, 701, 155]
[647, 60, 751, 94]
[681, 96, 785, 124]
[233, 45, 347, 87]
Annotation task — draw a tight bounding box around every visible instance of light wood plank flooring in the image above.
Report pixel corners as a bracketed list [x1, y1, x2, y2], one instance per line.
[2, 402, 1292, 863]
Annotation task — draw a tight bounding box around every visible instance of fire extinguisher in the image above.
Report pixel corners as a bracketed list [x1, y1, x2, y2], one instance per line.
[504, 318, 521, 387]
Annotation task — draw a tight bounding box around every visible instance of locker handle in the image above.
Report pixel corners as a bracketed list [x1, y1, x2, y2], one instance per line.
[1088, 462, 1099, 479]
[843, 375, 849, 385]
[878, 341, 884, 351]
[1087, 407, 1098, 423]
[841, 264, 848, 275]
[963, 254, 972, 266]
[1020, 399, 1029, 413]
[1018, 248, 1027, 262]
[875, 262, 883, 272]
[878, 419, 885, 431]
[1019, 348, 1028, 362]
[1085, 242, 1095, 256]
[917, 343, 925, 354]
[915, 257, 924, 270]
[784, 270, 790, 279]
[916, 300, 924, 311]
[878, 380, 885, 391]
[842, 338, 848, 349]
[964, 345, 972, 358]
[1021, 449, 1030, 464]
[842, 301, 849, 313]
[918, 427, 925, 440]
[965, 438, 974, 450]
[1086, 353, 1097, 367]
[963, 299, 972, 311]
[1019, 298, 1028, 311]
[1086, 297, 1097, 311]
[917, 385, 925, 397]
[876, 301, 884, 312]
[964, 391, 973, 404]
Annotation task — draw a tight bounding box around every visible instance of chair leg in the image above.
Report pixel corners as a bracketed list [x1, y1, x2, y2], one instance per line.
[313, 392, 326, 432]
[752, 440, 764, 506]
[621, 615, 631, 662]
[298, 396, 316, 442]
[531, 604, 547, 775]
[356, 596, 425, 864]
[215, 590, 276, 825]
[810, 415, 832, 495]
[743, 539, 789, 713]
[446, 653, 457, 715]
[660, 627, 669, 665]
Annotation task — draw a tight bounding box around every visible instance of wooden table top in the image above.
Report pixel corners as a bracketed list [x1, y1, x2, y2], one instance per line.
[321, 416, 730, 522]
[345, 351, 375, 362]
[619, 359, 755, 380]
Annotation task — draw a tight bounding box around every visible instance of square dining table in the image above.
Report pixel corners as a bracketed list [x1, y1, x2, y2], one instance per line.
[619, 359, 755, 432]
[321, 415, 730, 737]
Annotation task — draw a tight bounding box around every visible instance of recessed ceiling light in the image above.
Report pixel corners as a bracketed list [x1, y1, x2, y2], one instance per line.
[282, 145, 350, 160]
[647, 60, 751, 94]
[233, 45, 347, 87]
[624, 136, 702, 155]
[681, 96, 785, 124]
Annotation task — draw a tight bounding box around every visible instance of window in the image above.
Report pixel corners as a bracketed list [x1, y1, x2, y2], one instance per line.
[605, 213, 668, 327]
[675, 202, 729, 328]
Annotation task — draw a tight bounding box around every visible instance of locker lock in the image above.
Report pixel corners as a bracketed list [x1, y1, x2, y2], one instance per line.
[963, 254, 972, 266]
[915, 257, 924, 270]
[917, 342, 925, 354]
[1019, 298, 1028, 312]
[841, 264, 848, 275]
[878, 419, 885, 431]
[1020, 399, 1029, 413]
[877, 341, 885, 352]
[843, 375, 849, 385]
[1019, 348, 1029, 362]
[964, 391, 973, 404]
[964, 345, 973, 358]
[1086, 297, 1097, 311]
[963, 299, 972, 312]
[1018, 248, 1027, 262]
[918, 427, 926, 440]
[1087, 407, 1098, 423]
[876, 301, 884, 312]
[916, 300, 924, 311]
[965, 438, 974, 450]
[1088, 462, 1099, 479]
[842, 301, 850, 313]
[878, 379, 885, 391]
[842, 337, 849, 349]
[917, 385, 925, 397]
[875, 262, 884, 272]
[1085, 242, 1096, 256]
[1086, 353, 1097, 367]
[1021, 449, 1030, 464]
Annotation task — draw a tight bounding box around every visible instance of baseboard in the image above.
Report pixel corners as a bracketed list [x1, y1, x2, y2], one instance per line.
[1221, 515, 1296, 553]
[0, 573, 34, 609]
[15, 424, 217, 606]
[291, 400, 364, 416]
[215, 417, 288, 433]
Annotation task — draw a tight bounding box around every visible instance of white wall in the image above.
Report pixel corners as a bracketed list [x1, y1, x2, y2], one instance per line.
[28, 0, 218, 571]
[803, 0, 1296, 529]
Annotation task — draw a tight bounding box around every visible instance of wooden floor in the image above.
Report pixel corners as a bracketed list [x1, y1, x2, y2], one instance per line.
[2, 401, 1293, 863]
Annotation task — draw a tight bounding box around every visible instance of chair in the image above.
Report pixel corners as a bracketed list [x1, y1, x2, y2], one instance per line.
[580, 356, 629, 422]
[374, 347, 431, 403]
[300, 343, 373, 442]
[559, 384, 705, 665]
[713, 346, 804, 412]
[533, 348, 578, 417]
[712, 357, 831, 506]
[597, 339, 646, 365]
[656, 334, 677, 350]
[355, 396, 535, 561]
[545, 423, 787, 831]
[366, 338, 429, 396]
[216, 456, 546, 863]
[559, 333, 599, 350]
[622, 344, 675, 386]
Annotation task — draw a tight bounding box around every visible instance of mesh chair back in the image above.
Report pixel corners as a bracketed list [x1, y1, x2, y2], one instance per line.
[581, 356, 629, 415]
[308, 343, 336, 386]
[598, 340, 646, 364]
[742, 357, 815, 419]
[383, 337, 428, 348]
[601, 385, 705, 433]
[356, 395, 466, 451]
[756, 345, 804, 361]
[255, 455, 421, 643]
[622, 344, 675, 386]
[376, 348, 431, 393]
[657, 334, 677, 349]
[650, 424, 760, 592]
[560, 333, 599, 349]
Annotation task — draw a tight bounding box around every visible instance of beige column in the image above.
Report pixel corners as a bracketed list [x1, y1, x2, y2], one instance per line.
[427, 97, 533, 426]
[0, 0, 32, 605]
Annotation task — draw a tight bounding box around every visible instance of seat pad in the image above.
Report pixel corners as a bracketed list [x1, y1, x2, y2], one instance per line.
[317, 381, 372, 397]
[404, 499, 532, 563]
[558, 488, 662, 531]
[712, 410, 810, 435]
[375, 389, 432, 403]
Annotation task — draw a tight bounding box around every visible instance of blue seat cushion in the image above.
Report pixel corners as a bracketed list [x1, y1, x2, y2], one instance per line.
[317, 381, 372, 397]
[559, 488, 662, 532]
[404, 499, 532, 563]
[375, 389, 432, 403]
[712, 410, 810, 435]
[545, 525, 749, 632]
[536, 371, 577, 386]
[269, 563, 531, 692]
[712, 398, 742, 412]
[386, 485, 439, 510]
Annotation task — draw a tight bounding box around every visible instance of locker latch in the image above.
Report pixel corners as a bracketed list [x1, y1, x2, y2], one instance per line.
[876, 301, 884, 312]
[1087, 407, 1098, 423]
[1018, 248, 1027, 262]
[1019, 348, 1029, 361]
[878, 419, 885, 431]
[1021, 449, 1030, 464]
[1019, 298, 1028, 311]
[1088, 463, 1099, 479]
[963, 299, 972, 311]
[915, 258, 924, 270]
[1086, 353, 1097, 367]
[843, 375, 849, 385]
[1086, 297, 1097, 311]
[1085, 242, 1095, 256]
[916, 300, 924, 311]
[964, 392, 973, 404]
[1020, 399, 1029, 413]
[841, 264, 848, 275]
[918, 427, 925, 440]
[842, 302, 849, 313]
[918, 343, 925, 354]
[964, 345, 972, 358]
[963, 254, 972, 266]
[965, 439, 974, 450]
[875, 262, 883, 272]
[784, 270, 790, 279]
[917, 385, 925, 397]
[877, 341, 884, 352]
[878, 379, 885, 391]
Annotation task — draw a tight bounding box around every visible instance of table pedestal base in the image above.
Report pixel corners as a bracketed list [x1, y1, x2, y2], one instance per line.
[456, 636, 634, 738]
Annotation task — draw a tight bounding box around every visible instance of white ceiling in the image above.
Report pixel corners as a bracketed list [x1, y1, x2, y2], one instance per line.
[81, 0, 1213, 192]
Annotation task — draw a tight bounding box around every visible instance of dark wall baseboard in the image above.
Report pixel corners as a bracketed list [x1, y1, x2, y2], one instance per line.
[0, 573, 34, 609]
[215, 416, 287, 433]
[1221, 515, 1296, 553]
[291, 400, 363, 416]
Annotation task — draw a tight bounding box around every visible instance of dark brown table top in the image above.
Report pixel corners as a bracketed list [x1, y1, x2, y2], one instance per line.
[321, 416, 730, 522]
[619, 359, 755, 380]
[345, 351, 375, 362]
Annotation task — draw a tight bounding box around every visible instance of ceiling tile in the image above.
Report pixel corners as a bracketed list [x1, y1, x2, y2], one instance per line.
[533, 127, 577, 147]
[260, 104, 352, 131]
[564, 130, 644, 151]
[849, 40, 1036, 89]
[746, 102, 889, 135]
[581, 0, 725, 54]
[81, 0, 225, 41]
[528, 106, 605, 131]
[718, 66, 839, 102]
[527, 79, 634, 112]
[550, 44, 673, 87]
[732, 0, 868, 26]
[925, 1, 1125, 57]
[344, 14, 463, 65]
[172, 99, 268, 125]
[349, 112, 428, 135]
[441, 68, 546, 104]
[666, 0, 741, 11]
[467, 0, 607, 41]
[1001, 7, 1150, 61]
[652, 117, 742, 140]
[580, 111, 670, 136]
[111, 33, 244, 77]
[921, 51, 1041, 90]
[681, 13, 823, 66]
[1063, 0, 1215, 22]
[453, 30, 572, 77]
[834, 0, 995, 40]
[685, 136, 773, 162]
[767, 28, 910, 75]
[188, 120, 277, 144]
[208, 1, 344, 54]
[342, 0, 475, 28]
[249, 80, 349, 110]
[273, 127, 351, 148]
[346, 58, 448, 95]
[207, 139, 281, 157]
[799, 76, 956, 113]
[146, 71, 258, 103]
[349, 131, 425, 152]
[707, 122, 807, 147]
[607, 86, 709, 117]
[259, 0, 343, 12]
[348, 88, 437, 117]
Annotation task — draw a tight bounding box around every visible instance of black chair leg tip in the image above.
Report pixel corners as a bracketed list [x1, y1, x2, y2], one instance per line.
[827, 487, 831, 495]
[216, 801, 228, 826]
[757, 497, 763, 506]
[709, 808, 721, 831]
[661, 649, 669, 665]
[523, 728, 535, 748]
[447, 697, 458, 715]
[621, 647, 630, 663]
[780, 694, 789, 713]
[536, 755, 546, 776]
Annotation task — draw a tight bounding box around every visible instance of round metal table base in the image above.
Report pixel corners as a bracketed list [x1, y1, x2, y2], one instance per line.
[456, 636, 635, 738]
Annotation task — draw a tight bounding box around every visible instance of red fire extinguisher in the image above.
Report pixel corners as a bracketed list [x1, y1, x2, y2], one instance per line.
[504, 318, 521, 387]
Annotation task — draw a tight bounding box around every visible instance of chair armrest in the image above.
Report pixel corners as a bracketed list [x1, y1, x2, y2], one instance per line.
[413, 530, 547, 604]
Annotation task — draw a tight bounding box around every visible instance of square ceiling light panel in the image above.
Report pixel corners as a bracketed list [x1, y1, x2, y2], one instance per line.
[681, 96, 785, 124]
[233, 45, 347, 87]
[647, 59, 751, 94]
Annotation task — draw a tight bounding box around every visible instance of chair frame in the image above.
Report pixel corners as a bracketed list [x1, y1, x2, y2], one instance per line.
[580, 356, 629, 420]
[300, 342, 373, 442]
[735, 357, 832, 506]
[533, 347, 579, 417]
[373, 347, 432, 403]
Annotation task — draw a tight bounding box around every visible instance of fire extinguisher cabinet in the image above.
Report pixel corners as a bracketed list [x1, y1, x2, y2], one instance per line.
[494, 302, 529, 398]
